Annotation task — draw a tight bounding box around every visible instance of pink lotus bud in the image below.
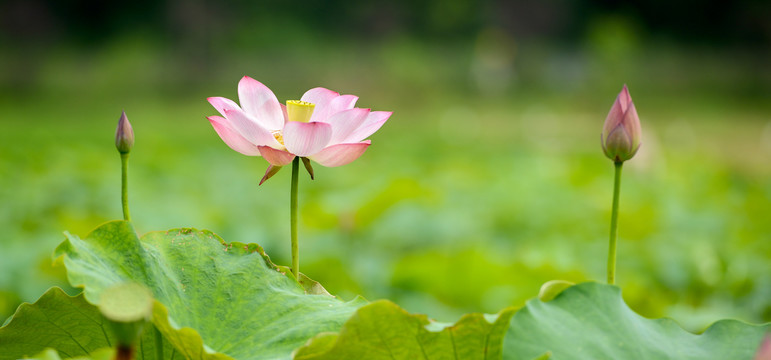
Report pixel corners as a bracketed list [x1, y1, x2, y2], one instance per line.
[756, 335, 771, 360]
[115, 111, 134, 154]
[601, 85, 641, 162]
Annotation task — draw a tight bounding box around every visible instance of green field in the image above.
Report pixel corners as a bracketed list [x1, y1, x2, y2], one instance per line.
[1, 37, 769, 333]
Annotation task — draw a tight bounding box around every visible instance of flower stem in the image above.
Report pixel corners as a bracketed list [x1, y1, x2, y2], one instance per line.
[290, 157, 300, 278]
[607, 161, 623, 284]
[121, 152, 131, 222]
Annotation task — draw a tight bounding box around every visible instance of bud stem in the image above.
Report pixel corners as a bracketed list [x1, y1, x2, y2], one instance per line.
[121, 152, 131, 222]
[290, 156, 300, 279]
[607, 161, 623, 284]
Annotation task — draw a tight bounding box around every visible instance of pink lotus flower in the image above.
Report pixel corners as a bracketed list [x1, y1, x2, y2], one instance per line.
[601, 84, 642, 162]
[207, 76, 391, 184]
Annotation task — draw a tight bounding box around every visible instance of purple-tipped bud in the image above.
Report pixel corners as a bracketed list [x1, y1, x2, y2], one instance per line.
[115, 111, 134, 154]
[601, 85, 641, 162]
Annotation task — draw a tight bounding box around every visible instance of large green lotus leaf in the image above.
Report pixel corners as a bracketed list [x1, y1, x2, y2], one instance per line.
[294, 300, 516, 359]
[28, 348, 114, 360]
[0, 287, 177, 359]
[54, 220, 366, 360]
[504, 282, 769, 360]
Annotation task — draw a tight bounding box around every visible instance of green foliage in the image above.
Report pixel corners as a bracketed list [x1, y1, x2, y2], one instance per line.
[29, 348, 114, 360]
[98, 282, 154, 347]
[54, 220, 366, 359]
[504, 282, 769, 359]
[295, 300, 515, 359]
[1, 38, 770, 358]
[2, 57, 770, 329]
[0, 287, 111, 359]
[537, 280, 574, 302]
[0, 287, 173, 359]
[293, 281, 768, 360]
[3, 223, 767, 360]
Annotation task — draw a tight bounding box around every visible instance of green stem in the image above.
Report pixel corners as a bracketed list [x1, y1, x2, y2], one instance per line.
[121, 152, 131, 222]
[154, 326, 164, 360]
[607, 161, 623, 284]
[290, 157, 300, 278]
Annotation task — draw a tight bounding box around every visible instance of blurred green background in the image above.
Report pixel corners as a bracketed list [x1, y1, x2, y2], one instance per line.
[1, 0, 770, 332]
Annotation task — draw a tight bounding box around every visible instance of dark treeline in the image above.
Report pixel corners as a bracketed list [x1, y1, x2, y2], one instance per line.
[1, 0, 769, 48]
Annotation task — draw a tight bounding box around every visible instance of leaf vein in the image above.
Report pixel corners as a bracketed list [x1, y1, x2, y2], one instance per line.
[449, 328, 458, 360]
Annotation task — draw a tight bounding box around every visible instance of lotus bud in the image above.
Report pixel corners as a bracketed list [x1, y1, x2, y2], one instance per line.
[115, 111, 134, 154]
[601, 85, 641, 162]
[756, 335, 771, 360]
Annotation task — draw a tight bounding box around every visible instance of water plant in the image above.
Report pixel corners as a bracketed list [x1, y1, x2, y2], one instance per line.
[206, 77, 392, 278]
[0, 82, 767, 360]
[600, 84, 642, 284]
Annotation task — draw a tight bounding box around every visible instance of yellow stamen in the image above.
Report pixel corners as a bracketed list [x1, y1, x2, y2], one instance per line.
[286, 100, 315, 123]
[272, 131, 285, 145]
